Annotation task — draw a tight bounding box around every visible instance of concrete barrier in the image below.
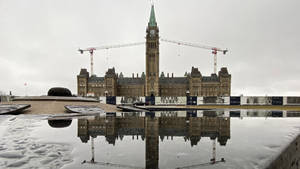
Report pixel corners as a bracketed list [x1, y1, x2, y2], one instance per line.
[266, 134, 300, 169]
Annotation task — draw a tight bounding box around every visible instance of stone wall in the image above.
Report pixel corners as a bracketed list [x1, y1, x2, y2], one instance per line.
[266, 134, 300, 169]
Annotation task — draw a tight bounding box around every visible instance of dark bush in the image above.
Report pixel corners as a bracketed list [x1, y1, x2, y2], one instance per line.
[48, 119, 72, 128]
[47, 87, 72, 97]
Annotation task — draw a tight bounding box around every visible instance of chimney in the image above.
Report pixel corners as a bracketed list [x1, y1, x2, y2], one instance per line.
[172, 73, 174, 78]
[137, 73, 139, 78]
[167, 73, 169, 78]
[132, 73, 134, 78]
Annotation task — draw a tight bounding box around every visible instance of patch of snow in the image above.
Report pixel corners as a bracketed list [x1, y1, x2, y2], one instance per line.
[0, 117, 73, 169]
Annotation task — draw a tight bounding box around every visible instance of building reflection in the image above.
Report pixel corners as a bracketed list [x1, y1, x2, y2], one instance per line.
[77, 112, 230, 169]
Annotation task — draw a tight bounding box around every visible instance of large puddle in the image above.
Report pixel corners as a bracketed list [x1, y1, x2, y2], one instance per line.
[1, 110, 300, 169]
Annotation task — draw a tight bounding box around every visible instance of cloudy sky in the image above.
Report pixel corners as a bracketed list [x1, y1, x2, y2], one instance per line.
[0, 0, 300, 96]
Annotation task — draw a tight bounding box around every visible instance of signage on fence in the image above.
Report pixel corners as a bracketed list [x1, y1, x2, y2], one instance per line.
[241, 97, 272, 105]
[201, 96, 230, 105]
[145, 96, 155, 105]
[272, 97, 283, 105]
[106, 96, 116, 105]
[187, 96, 197, 105]
[230, 97, 241, 105]
[116, 97, 145, 105]
[155, 97, 186, 105]
[285, 97, 300, 105]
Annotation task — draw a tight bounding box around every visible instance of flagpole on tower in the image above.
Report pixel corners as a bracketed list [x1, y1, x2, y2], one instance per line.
[24, 82, 28, 96]
[150, 0, 154, 5]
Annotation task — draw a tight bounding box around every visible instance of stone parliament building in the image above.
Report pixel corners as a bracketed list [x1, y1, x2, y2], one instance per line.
[77, 5, 231, 97]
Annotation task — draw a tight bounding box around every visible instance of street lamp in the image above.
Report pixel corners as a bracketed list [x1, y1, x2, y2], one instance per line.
[186, 90, 190, 97]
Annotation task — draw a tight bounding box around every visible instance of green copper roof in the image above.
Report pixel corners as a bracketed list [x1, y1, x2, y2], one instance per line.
[148, 5, 157, 27]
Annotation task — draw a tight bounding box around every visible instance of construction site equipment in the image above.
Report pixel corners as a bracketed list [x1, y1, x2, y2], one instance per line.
[78, 42, 145, 76]
[160, 38, 228, 74]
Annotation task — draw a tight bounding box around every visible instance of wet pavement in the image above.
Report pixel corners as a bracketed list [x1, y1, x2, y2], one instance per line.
[0, 110, 300, 169]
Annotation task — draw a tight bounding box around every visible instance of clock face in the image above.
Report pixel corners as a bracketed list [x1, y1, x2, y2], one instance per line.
[150, 29, 155, 36]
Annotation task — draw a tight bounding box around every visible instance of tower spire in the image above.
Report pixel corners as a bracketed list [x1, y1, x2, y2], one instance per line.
[148, 5, 157, 27]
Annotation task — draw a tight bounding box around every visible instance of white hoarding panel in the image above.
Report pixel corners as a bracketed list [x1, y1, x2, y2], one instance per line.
[99, 97, 106, 104]
[197, 97, 204, 105]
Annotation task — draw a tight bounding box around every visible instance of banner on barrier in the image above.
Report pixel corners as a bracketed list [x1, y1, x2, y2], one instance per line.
[155, 97, 186, 105]
[285, 97, 300, 105]
[106, 96, 116, 105]
[241, 97, 272, 105]
[145, 96, 155, 105]
[230, 97, 241, 105]
[187, 96, 197, 105]
[272, 97, 283, 105]
[116, 97, 145, 105]
[200, 97, 230, 105]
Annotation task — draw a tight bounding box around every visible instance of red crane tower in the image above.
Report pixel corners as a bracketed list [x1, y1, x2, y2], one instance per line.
[78, 42, 145, 76]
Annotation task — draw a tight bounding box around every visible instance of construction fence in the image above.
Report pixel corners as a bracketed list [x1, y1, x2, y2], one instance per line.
[99, 96, 300, 106]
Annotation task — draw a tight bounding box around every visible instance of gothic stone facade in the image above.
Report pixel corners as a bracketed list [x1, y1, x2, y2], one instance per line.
[77, 5, 231, 97]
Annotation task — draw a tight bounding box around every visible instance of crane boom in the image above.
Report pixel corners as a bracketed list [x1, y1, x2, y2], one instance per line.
[78, 42, 145, 53]
[160, 38, 228, 74]
[160, 38, 227, 53]
[78, 42, 145, 76]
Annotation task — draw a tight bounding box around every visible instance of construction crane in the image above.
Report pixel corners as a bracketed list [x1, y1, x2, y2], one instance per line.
[211, 138, 217, 164]
[81, 136, 144, 169]
[78, 42, 145, 76]
[83, 137, 224, 169]
[176, 138, 225, 169]
[160, 38, 228, 74]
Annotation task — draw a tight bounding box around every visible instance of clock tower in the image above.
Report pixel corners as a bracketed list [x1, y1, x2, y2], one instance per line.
[146, 5, 159, 96]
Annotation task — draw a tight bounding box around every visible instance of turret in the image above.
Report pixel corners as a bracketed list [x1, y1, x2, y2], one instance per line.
[218, 67, 231, 96]
[104, 67, 118, 96]
[77, 68, 89, 96]
[188, 67, 202, 96]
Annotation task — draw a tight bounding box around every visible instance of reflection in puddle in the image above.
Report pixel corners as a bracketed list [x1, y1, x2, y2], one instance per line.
[44, 110, 300, 169]
[74, 112, 230, 169]
[1, 110, 300, 169]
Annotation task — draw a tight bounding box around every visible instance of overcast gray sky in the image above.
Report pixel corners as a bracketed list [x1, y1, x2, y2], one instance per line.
[1, 0, 300, 96]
